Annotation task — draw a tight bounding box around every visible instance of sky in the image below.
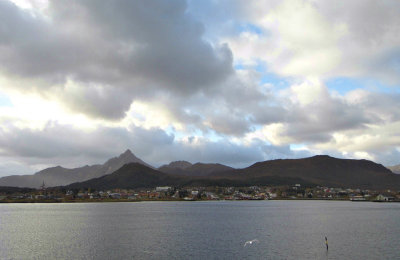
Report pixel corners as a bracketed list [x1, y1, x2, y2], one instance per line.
[0, 0, 400, 176]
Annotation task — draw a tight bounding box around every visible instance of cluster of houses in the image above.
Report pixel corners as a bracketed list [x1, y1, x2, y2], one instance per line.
[278, 185, 399, 201]
[0, 184, 399, 202]
[66, 186, 268, 201]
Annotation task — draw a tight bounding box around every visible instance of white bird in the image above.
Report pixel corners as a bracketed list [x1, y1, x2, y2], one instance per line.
[244, 239, 259, 247]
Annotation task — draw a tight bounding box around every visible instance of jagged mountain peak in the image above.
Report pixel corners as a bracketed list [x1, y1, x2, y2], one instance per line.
[106, 149, 136, 162]
[121, 149, 133, 156]
[0, 149, 152, 188]
[103, 149, 152, 172]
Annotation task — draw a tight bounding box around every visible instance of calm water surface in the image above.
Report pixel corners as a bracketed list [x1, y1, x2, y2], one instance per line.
[0, 201, 399, 259]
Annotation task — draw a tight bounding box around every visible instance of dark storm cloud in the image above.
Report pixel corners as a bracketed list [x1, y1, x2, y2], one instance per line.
[47, 0, 234, 92]
[0, 1, 73, 79]
[0, 0, 233, 119]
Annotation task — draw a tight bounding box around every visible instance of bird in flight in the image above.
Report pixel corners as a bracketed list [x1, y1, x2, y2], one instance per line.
[244, 239, 259, 247]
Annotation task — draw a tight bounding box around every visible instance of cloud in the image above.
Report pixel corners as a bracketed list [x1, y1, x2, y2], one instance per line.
[227, 0, 400, 84]
[226, 0, 343, 77]
[0, 121, 313, 176]
[252, 79, 370, 145]
[0, 159, 36, 176]
[0, 0, 233, 119]
[374, 149, 400, 167]
[282, 80, 370, 142]
[4, 70, 398, 173]
[0, 0, 399, 175]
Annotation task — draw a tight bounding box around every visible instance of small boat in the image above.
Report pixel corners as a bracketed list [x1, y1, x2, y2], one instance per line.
[350, 196, 366, 201]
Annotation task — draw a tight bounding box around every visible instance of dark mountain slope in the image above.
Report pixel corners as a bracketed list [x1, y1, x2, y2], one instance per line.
[0, 186, 36, 194]
[67, 163, 182, 190]
[217, 155, 400, 189]
[66, 162, 312, 190]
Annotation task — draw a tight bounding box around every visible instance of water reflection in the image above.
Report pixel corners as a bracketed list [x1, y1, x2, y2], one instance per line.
[0, 201, 399, 259]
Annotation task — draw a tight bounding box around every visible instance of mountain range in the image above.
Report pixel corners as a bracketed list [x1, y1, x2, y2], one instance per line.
[66, 162, 311, 190]
[1, 150, 400, 190]
[219, 155, 400, 190]
[158, 161, 233, 176]
[0, 150, 149, 188]
[66, 154, 400, 190]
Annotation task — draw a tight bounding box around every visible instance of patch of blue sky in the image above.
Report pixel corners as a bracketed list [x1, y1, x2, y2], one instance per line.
[260, 73, 290, 91]
[234, 58, 266, 72]
[234, 63, 245, 71]
[0, 92, 13, 107]
[164, 125, 177, 137]
[290, 143, 307, 150]
[205, 129, 228, 142]
[237, 23, 263, 35]
[326, 77, 400, 95]
[326, 77, 366, 94]
[170, 126, 215, 142]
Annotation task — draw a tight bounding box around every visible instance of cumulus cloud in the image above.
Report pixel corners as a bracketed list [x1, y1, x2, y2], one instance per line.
[282, 80, 370, 143]
[227, 0, 400, 83]
[0, 0, 233, 119]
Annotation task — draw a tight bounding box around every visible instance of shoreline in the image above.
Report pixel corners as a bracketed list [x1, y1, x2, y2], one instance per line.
[1, 198, 399, 204]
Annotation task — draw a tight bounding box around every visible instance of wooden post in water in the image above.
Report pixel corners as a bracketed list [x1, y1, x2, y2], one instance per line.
[325, 237, 328, 251]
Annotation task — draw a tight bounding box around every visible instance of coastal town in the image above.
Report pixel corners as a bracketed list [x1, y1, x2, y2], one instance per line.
[1, 184, 399, 203]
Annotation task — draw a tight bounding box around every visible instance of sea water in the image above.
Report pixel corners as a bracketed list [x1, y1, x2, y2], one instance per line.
[0, 201, 399, 259]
